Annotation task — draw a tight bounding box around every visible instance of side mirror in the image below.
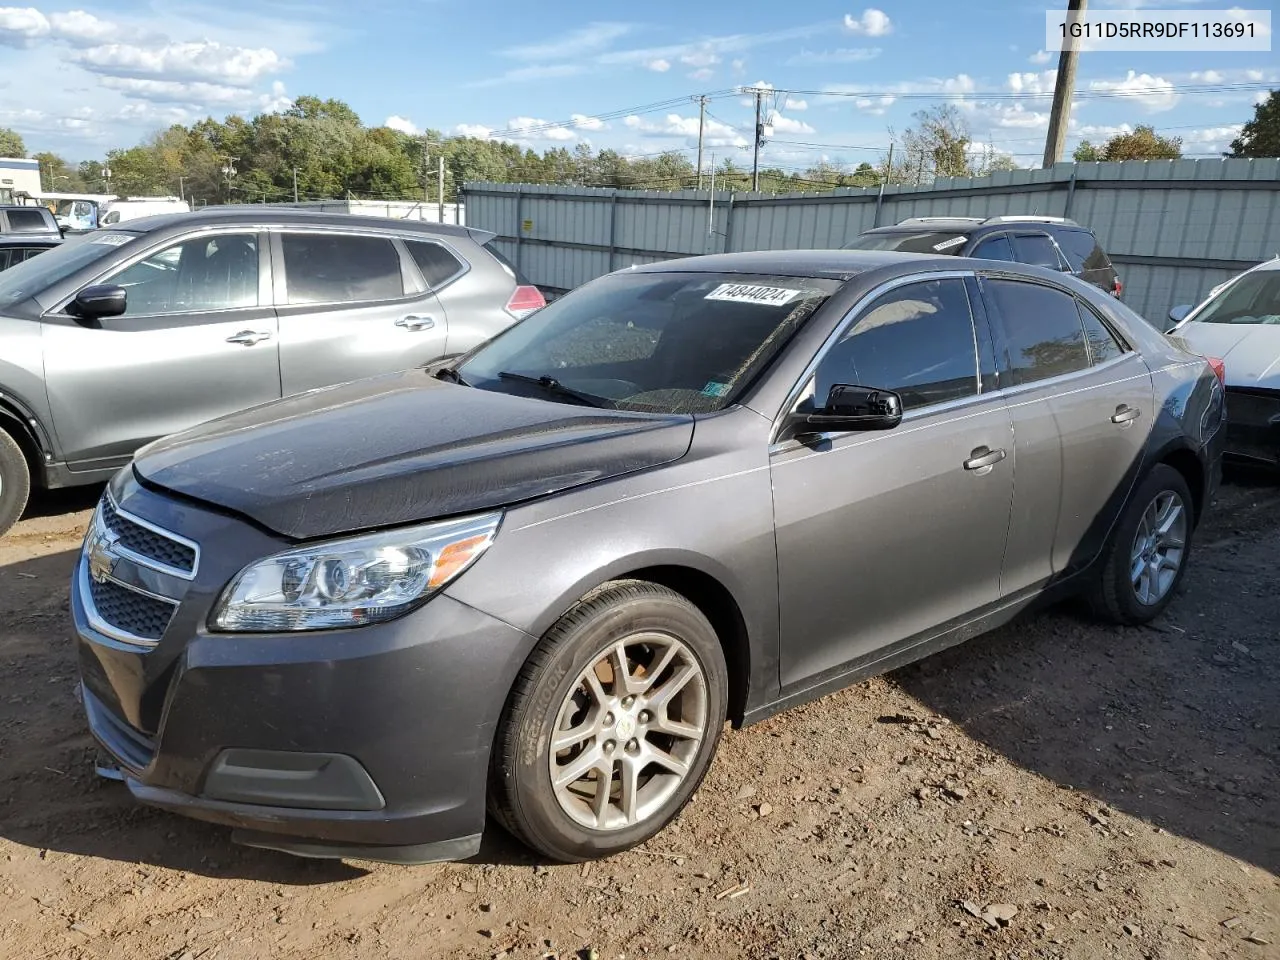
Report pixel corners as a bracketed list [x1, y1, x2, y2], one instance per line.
[69, 284, 127, 320]
[1166, 304, 1191, 330]
[787, 384, 903, 438]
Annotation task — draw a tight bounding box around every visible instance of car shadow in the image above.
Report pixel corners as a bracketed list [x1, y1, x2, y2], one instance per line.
[20, 482, 105, 521]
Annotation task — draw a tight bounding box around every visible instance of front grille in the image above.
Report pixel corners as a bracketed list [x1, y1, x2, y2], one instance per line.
[101, 497, 196, 574]
[88, 577, 177, 642]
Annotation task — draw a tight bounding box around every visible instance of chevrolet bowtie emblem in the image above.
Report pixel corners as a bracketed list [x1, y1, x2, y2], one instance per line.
[87, 531, 118, 584]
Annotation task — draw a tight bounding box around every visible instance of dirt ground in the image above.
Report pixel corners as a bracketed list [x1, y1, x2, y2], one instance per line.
[0, 477, 1277, 960]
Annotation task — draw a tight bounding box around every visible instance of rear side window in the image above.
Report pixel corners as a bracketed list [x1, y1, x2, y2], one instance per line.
[405, 239, 464, 289]
[985, 279, 1090, 385]
[1011, 234, 1065, 270]
[1056, 229, 1110, 272]
[281, 233, 404, 304]
[1076, 301, 1125, 364]
[819, 277, 979, 411]
[6, 209, 51, 232]
[970, 234, 1014, 261]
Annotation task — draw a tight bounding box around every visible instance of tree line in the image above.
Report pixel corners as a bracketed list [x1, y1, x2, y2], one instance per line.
[4, 91, 1277, 204]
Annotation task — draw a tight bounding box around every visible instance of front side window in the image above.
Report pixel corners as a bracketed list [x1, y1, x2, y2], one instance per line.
[0, 231, 139, 311]
[1011, 233, 1065, 270]
[282, 233, 404, 305]
[108, 233, 259, 316]
[459, 272, 840, 414]
[817, 277, 979, 411]
[1188, 270, 1280, 325]
[986, 279, 1090, 385]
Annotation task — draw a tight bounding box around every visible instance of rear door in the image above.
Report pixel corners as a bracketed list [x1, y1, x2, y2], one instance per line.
[981, 275, 1153, 588]
[40, 229, 280, 468]
[272, 230, 449, 395]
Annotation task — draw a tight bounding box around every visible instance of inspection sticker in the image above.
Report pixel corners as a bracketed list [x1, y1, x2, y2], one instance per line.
[90, 233, 134, 246]
[705, 282, 801, 306]
[933, 235, 968, 252]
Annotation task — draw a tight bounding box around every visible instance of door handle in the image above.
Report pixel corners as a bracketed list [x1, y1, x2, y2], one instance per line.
[396, 315, 436, 331]
[1111, 405, 1141, 425]
[963, 446, 1007, 474]
[226, 330, 272, 346]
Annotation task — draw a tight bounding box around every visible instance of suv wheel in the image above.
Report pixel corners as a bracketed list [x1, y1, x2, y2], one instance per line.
[1090, 464, 1194, 625]
[489, 580, 728, 862]
[0, 426, 31, 537]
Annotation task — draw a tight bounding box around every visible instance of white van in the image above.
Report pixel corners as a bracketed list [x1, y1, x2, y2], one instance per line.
[101, 197, 191, 225]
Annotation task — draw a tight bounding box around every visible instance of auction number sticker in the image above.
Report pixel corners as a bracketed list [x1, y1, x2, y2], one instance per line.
[90, 233, 134, 246]
[705, 283, 802, 306]
[933, 236, 968, 252]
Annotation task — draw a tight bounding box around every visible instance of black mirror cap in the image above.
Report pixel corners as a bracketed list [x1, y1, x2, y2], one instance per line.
[71, 283, 127, 320]
[789, 384, 904, 437]
[1167, 304, 1192, 329]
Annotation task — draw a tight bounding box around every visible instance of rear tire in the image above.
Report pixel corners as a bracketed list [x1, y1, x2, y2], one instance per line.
[1090, 464, 1194, 625]
[0, 426, 31, 538]
[489, 580, 728, 862]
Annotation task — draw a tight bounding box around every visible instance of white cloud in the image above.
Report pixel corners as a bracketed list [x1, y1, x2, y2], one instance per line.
[507, 116, 577, 142]
[843, 9, 893, 37]
[1074, 123, 1134, 140]
[689, 67, 713, 81]
[1257, 90, 1270, 105]
[72, 40, 289, 85]
[767, 113, 816, 135]
[48, 10, 116, 46]
[1089, 70, 1178, 112]
[790, 47, 880, 64]
[1006, 70, 1057, 95]
[0, 6, 50, 45]
[1029, 49, 1053, 65]
[625, 112, 749, 149]
[501, 22, 631, 61]
[454, 123, 493, 138]
[258, 81, 291, 115]
[99, 76, 259, 106]
[731, 58, 746, 74]
[1190, 69, 1225, 84]
[645, 58, 670, 72]
[680, 47, 720, 69]
[384, 115, 419, 135]
[853, 95, 896, 115]
[1182, 124, 1243, 151]
[785, 97, 809, 111]
[571, 113, 606, 131]
[468, 63, 585, 88]
[984, 103, 1051, 130]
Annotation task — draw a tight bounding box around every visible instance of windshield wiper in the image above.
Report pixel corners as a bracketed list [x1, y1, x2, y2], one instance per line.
[496, 371, 613, 408]
[433, 365, 470, 386]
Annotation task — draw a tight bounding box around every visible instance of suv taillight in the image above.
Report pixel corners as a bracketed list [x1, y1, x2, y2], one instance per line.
[1206, 356, 1226, 385]
[1111, 277, 1123, 298]
[506, 285, 546, 320]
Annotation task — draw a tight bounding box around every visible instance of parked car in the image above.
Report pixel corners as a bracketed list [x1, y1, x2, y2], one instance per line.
[0, 208, 545, 535]
[0, 203, 61, 238]
[844, 216, 1124, 302]
[0, 234, 61, 270]
[74, 250, 1224, 865]
[100, 196, 191, 225]
[1168, 256, 1280, 467]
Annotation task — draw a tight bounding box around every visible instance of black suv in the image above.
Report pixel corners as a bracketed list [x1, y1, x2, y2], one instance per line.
[845, 216, 1122, 300]
[0, 204, 61, 238]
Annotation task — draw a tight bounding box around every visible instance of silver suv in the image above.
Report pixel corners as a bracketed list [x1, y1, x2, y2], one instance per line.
[0, 209, 543, 535]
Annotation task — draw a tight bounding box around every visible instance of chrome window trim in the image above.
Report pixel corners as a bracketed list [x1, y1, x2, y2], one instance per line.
[104, 489, 201, 580]
[770, 269, 980, 444]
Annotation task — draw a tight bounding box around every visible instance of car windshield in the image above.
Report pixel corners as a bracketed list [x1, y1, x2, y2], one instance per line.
[0, 232, 138, 312]
[843, 231, 967, 254]
[1190, 269, 1280, 325]
[458, 271, 841, 414]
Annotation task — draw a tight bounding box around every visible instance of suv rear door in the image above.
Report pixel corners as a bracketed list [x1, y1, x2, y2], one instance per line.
[41, 230, 280, 469]
[271, 230, 449, 395]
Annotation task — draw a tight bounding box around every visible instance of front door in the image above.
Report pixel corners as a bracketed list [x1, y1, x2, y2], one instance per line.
[41, 230, 280, 469]
[772, 275, 1015, 690]
[272, 231, 448, 396]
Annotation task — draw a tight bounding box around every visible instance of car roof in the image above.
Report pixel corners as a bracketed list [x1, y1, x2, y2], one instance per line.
[625, 249, 1071, 282]
[106, 206, 495, 244]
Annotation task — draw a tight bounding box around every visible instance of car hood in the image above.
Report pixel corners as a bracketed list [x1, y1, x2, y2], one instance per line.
[132, 371, 694, 539]
[1173, 322, 1280, 389]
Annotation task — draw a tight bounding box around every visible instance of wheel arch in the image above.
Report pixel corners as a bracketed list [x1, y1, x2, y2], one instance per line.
[0, 394, 49, 487]
[1149, 441, 1207, 524]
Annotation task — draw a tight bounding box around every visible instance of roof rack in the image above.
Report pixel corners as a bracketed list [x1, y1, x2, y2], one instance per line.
[895, 216, 985, 226]
[980, 215, 1078, 225]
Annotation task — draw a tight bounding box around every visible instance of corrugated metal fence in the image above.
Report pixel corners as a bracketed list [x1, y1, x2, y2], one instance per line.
[463, 158, 1280, 323]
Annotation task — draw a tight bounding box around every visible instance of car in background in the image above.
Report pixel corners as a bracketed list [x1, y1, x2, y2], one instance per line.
[101, 196, 191, 225]
[844, 216, 1124, 303]
[1168, 256, 1280, 467]
[73, 250, 1222, 866]
[0, 208, 545, 535]
[0, 234, 61, 270]
[0, 204, 61, 238]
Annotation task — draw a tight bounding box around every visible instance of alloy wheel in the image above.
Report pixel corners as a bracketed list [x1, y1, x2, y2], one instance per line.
[1130, 490, 1187, 605]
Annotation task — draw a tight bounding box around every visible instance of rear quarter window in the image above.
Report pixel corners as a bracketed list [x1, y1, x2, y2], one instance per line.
[1056, 229, 1111, 272]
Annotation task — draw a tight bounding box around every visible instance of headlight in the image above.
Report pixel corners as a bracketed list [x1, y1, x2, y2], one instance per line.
[211, 513, 501, 632]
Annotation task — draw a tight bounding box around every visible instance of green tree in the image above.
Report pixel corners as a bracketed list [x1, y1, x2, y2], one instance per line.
[1228, 90, 1280, 158]
[0, 127, 25, 157]
[32, 151, 86, 191]
[849, 161, 880, 187]
[1073, 140, 1102, 162]
[1099, 125, 1182, 161]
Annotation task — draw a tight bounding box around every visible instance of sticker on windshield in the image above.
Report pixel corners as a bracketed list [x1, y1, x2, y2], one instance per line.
[705, 283, 801, 306]
[702, 380, 731, 398]
[90, 233, 133, 246]
[932, 235, 967, 252]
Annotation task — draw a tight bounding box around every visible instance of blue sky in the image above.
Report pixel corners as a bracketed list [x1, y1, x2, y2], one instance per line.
[0, 1, 1274, 167]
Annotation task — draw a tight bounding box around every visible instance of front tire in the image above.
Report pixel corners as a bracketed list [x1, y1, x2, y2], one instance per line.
[1090, 464, 1194, 625]
[489, 580, 728, 862]
[0, 426, 31, 538]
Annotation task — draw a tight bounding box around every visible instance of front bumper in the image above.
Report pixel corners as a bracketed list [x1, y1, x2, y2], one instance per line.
[71, 476, 537, 863]
[1223, 387, 1280, 467]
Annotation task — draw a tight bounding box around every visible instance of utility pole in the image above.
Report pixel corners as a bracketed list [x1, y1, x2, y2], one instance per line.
[292, 167, 298, 203]
[438, 155, 445, 223]
[178, 175, 185, 203]
[422, 132, 430, 202]
[707, 153, 715, 248]
[751, 87, 765, 193]
[695, 95, 709, 190]
[1043, 0, 1087, 167]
